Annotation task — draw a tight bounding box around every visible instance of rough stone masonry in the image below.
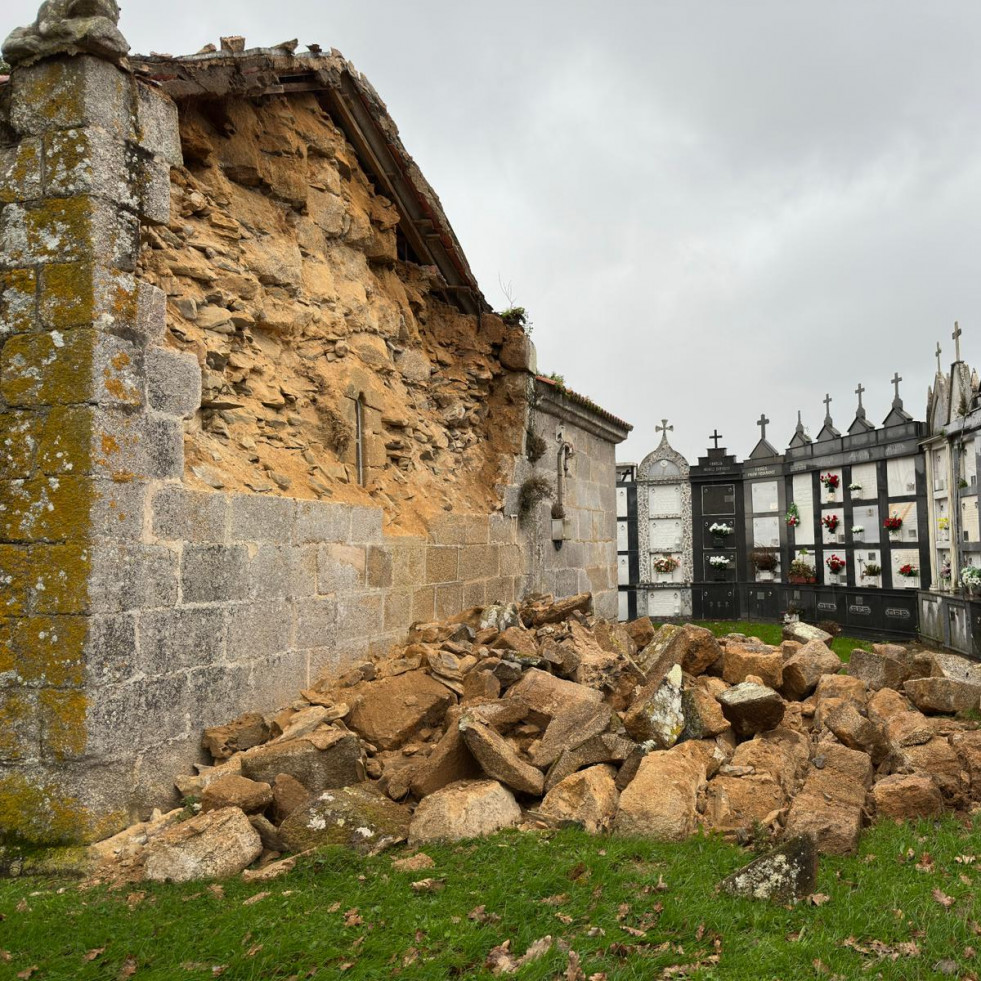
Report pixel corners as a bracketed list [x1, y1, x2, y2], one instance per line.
[0, 3, 630, 844]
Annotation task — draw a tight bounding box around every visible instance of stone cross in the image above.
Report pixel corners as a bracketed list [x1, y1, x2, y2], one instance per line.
[892, 372, 902, 401]
[936, 342, 942, 373]
[757, 413, 769, 439]
[656, 419, 673, 436]
[823, 393, 833, 424]
[709, 429, 722, 450]
[953, 321, 963, 362]
[855, 382, 866, 419]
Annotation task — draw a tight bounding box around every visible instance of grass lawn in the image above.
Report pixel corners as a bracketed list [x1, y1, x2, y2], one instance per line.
[693, 620, 873, 664]
[3, 817, 981, 980]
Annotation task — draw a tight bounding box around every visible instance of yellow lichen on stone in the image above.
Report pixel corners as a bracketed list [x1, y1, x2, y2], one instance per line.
[0, 410, 39, 480]
[0, 328, 96, 407]
[0, 268, 38, 336]
[39, 689, 88, 760]
[31, 544, 91, 615]
[0, 691, 35, 761]
[0, 772, 90, 845]
[37, 406, 95, 475]
[11, 615, 87, 687]
[13, 197, 97, 265]
[0, 474, 93, 541]
[0, 546, 31, 616]
[0, 139, 42, 206]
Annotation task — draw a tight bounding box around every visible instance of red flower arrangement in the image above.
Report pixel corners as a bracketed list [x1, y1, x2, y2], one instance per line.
[820, 473, 840, 492]
[883, 514, 903, 531]
[822, 513, 839, 532]
[825, 554, 846, 574]
[898, 563, 919, 578]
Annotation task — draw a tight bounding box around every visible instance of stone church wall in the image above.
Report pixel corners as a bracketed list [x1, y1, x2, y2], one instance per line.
[0, 29, 627, 843]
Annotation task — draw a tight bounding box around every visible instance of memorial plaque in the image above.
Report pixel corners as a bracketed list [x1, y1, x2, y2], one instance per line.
[919, 595, 942, 643]
[853, 549, 881, 587]
[702, 484, 735, 515]
[821, 507, 845, 546]
[949, 603, 970, 653]
[890, 547, 919, 588]
[886, 501, 917, 542]
[965, 438, 978, 485]
[649, 590, 682, 617]
[618, 554, 630, 585]
[794, 501, 815, 546]
[887, 456, 917, 496]
[753, 515, 780, 547]
[850, 462, 877, 498]
[820, 468, 842, 505]
[650, 483, 681, 515]
[616, 486, 628, 518]
[961, 497, 979, 543]
[751, 480, 779, 514]
[651, 518, 683, 550]
[852, 504, 880, 544]
[617, 520, 629, 551]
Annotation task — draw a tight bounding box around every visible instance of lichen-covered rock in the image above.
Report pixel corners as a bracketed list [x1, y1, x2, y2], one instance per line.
[622, 663, 685, 747]
[143, 807, 262, 882]
[720, 835, 818, 903]
[848, 648, 912, 692]
[279, 785, 410, 853]
[239, 730, 365, 792]
[782, 622, 833, 646]
[904, 677, 981, 715]
[716, 683, 785, 738]
[409, 780, 521, 844]
[3, 0, 130, 67]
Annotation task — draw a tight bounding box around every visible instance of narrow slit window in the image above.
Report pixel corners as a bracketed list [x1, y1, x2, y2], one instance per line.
[355, 395, 365, 486]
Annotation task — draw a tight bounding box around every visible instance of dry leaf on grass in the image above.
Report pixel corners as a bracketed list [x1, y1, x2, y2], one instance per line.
[342, 908, 362, 927]
[932, 888, 956, 908]
[809, 893, 831, 906]
[486, 937, 555, 976]
[118, 956, 138, 979]
[242, 891, 270, 906]
[83, 947, 106, 962]
[16, 968, 38, 980]
[410, 878, 445, 893]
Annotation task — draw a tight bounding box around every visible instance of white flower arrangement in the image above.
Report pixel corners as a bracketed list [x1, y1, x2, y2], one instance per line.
[709, 522, 733, 537]
[851, 525, 864, 535]
[848, 483, 862, 491]
[961, 566, 981, 588]
[708, 556, 730, 569]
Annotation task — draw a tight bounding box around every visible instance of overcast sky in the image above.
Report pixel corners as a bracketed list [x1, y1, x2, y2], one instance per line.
[6, 1, 980, 463]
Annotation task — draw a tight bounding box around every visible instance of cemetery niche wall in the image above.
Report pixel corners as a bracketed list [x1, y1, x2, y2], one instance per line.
[628, 379, 932, 642]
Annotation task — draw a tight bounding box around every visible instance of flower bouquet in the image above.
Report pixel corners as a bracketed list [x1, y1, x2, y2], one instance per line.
[851, 525, 864, 536]
[962, 566, 981, 593]
[709, 522, 733, 538]
[848, 482, 862, 492]
[898, 563, 918, 578]
[653, 556, 680, 574]
[862, 562, 881, 580]
[825, 553, 846, 575]
[883, 514, 903, 534]
[822, 513, 839, 533]
[820, 473, 840, 496]
[709, 555, 731, 568]
[788, 558, 817, 583]
[785, 503, 801, 528]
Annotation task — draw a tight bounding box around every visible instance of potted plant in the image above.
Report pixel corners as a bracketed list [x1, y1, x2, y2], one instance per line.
[708, 555, 730, 580]
[750, 547, 778, 582]
[862, 562, 881, 583]
[825, 553, 846, 583]
[652, 555, 680, 579]
[940, 560, 952, 589]
[788, 557, 817, 584]
[785, 502, 801, 528]
[820, 473, 840, 498]
[883, 514, 903, 537]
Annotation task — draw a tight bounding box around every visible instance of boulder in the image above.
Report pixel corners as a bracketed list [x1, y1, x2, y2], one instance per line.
[533, 700, 613, 768]
[280, 785, 410, 853]
[847, 648, 911, 692]
[614, 743, 707, 841]
[719, 835, 818, 903]
[202, 712, 270, 761]
[240, 730, 364, 792]
[928, 651, 981, 685]
[703, 773, 788, 833]
[346, 672, 454, 750]
[681, 685, 731, 739]
[866, 687, 911, 726]
[716, 683, 786, 738]
[538, 764, 619, 833]
[622, 664, 685, 747]
[249, 814, 287, 852]
[521, 592, 592, 627]
[904, 677, 981, 715]
[636, 623, 721, 678]
[814, 673, 868, 709]
[781, 642, 841, 700]
[492, 626, 540, 661]
[785, 744, 873, 854]
[823, 702, 888, 764]
[459, 716, 544, 795]
[200, 774, 273, 814]
[885, 711, 935, 749]
[505, 668, 603, 720]
[409, 780, 521, 844]
[893, 737, 966, 803]
[407, 707, 482, 799]
[873, 774, 943, 820]
[782, 621, 833, 646]
[723, 645, 783, 689]
[144, 807, 262, 882]
[462, 669, 502, 702]
[545, 732, 637, 793]
[625, 617, 657, 650]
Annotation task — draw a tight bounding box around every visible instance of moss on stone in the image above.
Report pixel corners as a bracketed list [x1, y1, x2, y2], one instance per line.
[0, 268, 39, 336]
[0, 328, 96, 407]
[0, 772, 90, 846]
[37, 405, 95, 476]
[0, 546, 31, 617]
[39, 689, 88, 760]
[12, 615, 87, 687]
[31, 544, 91, 615]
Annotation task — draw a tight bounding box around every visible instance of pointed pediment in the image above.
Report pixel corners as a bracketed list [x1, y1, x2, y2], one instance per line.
[847, 415, 875, 435]
[749, 438, 780, 460]
[882, 404, 912, 428]
[816, 422, 840, 442]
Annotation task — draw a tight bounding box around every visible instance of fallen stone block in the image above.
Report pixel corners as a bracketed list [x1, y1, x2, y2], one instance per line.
[848, 647, 911, 692]
[719, 835, 818, 902]
[635, 623, 722, 678]
[824, 702, 888, 764]
[272, 774, 311, 824]
[782, 621, 832, 646]
[814, 673, 868, 709]
[716, 683, 785, 738]
[200, 774, 273, 814]
[409, 780, 521, 844]
[873, 774, 943, 820]
[532, 699, 613, 768]
[885, 711, 935, 749]
[546, 732, 637, 793]
[144, 807, 262, 882]
[723, 645, 783, 689]
[622, 663, 685, 747]
[240, 731, 365, 792]
[521, 592, 592, 627]
[892, 737, 966, 804]
[904, 677, 981, 715]
[280, 785, 410, 854]
[202, 712, 270, 761]
[681, 685, 731, 739]
[407, 707, 482, 799]
[460, 715, 544, 795]
[782, 641, 841, 700]
[538, 764, 619, 833]
[346, 672, 455, 750]
[505, 667, 603, 720]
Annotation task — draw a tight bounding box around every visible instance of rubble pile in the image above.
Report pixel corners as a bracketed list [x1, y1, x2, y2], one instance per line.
[90, 595, 981, 882]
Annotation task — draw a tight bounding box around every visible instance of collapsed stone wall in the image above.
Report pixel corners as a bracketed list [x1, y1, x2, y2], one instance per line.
[0, 15, 627, 845]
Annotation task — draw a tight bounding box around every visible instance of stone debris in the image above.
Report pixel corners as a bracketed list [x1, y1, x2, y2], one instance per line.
[720, 835, 818, 903]
[84, 595, 981, 881]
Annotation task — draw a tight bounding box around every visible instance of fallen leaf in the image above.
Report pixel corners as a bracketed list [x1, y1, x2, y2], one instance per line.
[957, 855, 977, 865]
[555, 913, 573, 925]
[83, 947, 106, 962]
[15, 901, 29, 913]
[16, 968, 37, 980]
[486, 940, 518, 976]
[967, 946, 977, 959]
[654, 875, 668, 892]
[207, 885, 224, 899]
[589, 975, 609, 981]
[211, 968, 228, 977]
[542, 894, 568, 906]
[621, 925, 646, 938]
[328, 902, 341, 913]
[0, 951, 11, 963]
[402, 947, 419, 966]
[242, 891, 270, 906]
[565, 950, 586, 981]
[933, 959, 959, 976]
[567, 863, 588, 881]
[915, 852, 934, 873]
[126, 892, 145, 909]
[410, 878, 445, 893]
[118, 956, 138, 979]
[932, 888, 956, 908]
[392, 853, 435, 872]
[809, 893, 831, 906]
[468, 904, 501, 924]
[246, 944, 263, 957]
[343, 909, 363, 927]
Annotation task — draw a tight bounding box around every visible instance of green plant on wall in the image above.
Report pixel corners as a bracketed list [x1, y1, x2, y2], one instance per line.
[518, 475, 553, 519]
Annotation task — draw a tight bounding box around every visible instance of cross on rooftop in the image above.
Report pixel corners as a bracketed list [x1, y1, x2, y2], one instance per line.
[855, 382, 865, 407]
[936, 342, 943, 373]
[709, 429, 722, 450]
[953, 321, 963, 362]
[892, 372, 903, 404]
[656, 419, 673, 435]
[823, 393, 833, 422]
[757, 413, 769, 439]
